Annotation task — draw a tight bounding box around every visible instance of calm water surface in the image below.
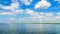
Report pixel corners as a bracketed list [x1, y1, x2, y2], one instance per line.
[0, 23, 60, 34]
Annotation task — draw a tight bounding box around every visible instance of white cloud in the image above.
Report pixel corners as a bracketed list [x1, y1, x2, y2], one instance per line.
[11, 2, 20, 9]
[0, 12, 14, 15]
[1, 2, 19, 10]
[11, 0, 18, 3]
[8, 18, 16, 23]
[57, 12, 60, 16]
[1, 6, 12, 10]
[26, 9, 44, 19]
[44, 14, 60, 23]
[0, 0, 20, 10]
[0, 9, 24, 15]
[20, 0, 32, 5]
[0, 0, 24, 15]
[25, 9, 60, 23]
[0, 8, 60, 23]
[9, 18, 15, 21]
[12, 9, 24, 14]
[0, 0, 60, 23]
[25, 9, 36, 15]
[0, 4, 3, 8]
[45, 12, 53, 17]
[40, 12, 45, 15]
[35, 0, 51, 9]
[54, 16, 60, 23]
[25, 9, 45, 20]
[0, 18, 15, 23]
[55, 16, 60, 19]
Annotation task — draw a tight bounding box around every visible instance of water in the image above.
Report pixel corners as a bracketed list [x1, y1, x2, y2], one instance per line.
[0, 23, 60, 34]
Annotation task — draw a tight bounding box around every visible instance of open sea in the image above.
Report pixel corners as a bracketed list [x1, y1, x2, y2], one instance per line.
[0, 23, 60, 34]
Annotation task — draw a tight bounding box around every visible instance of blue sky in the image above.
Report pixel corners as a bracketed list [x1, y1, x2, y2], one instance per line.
[0, 0, 60, 23]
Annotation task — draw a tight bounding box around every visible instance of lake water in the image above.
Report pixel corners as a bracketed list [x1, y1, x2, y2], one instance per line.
[0, 23, 60, 34]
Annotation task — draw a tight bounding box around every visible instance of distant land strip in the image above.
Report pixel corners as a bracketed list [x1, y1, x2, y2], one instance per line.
[11, 23, 60, 24]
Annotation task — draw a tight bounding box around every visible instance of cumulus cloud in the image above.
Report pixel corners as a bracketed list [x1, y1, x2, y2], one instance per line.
[25, 9, 37, 15]
[45, 12, 53, 17]
[25, 9, 60, 23]
[1, 6, 12, 10]
[12, 9, 24, 14]
[11, 2, 20, 9]
[35, 0, 51, 9]
[40, 12, 45, 15]
[0, 12, 14, 15]
[0, 0, 20, 10]
[20, 0, 32, 5]
[0, 0, 24, 15]
[0, 9, 24, 15]
[11, 0, 18, 3]
[0, 0, 60, 23]
[1, 2, 19, 10]
[25, 9, 45, 21]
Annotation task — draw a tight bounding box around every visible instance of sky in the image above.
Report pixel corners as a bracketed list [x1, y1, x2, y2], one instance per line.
[0, 0, 60, 23]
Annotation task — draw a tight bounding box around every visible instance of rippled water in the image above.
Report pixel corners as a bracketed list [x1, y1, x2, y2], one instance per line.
[0, 23, 60, 34]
